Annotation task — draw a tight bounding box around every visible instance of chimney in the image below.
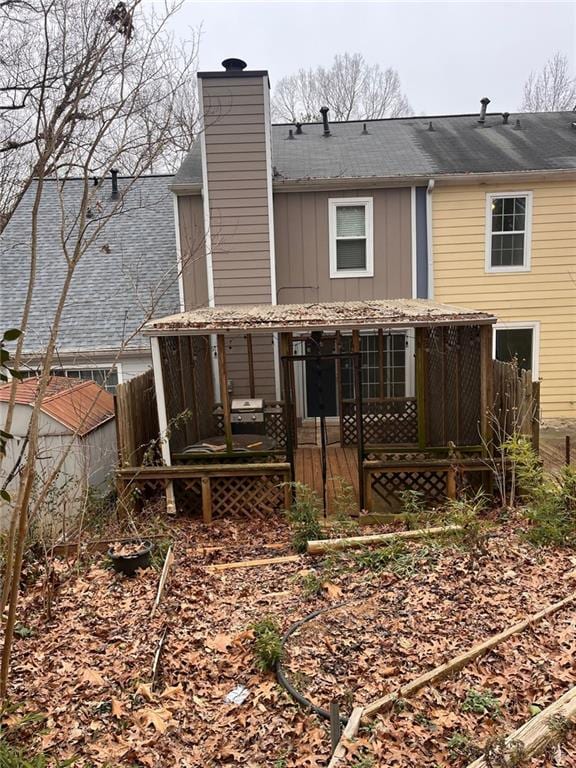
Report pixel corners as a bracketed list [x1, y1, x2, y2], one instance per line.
[478, 97, 490, 124]
[320, 106, 331, 136]
[197, 59, 274, 308]
[111, 169, 119, 198]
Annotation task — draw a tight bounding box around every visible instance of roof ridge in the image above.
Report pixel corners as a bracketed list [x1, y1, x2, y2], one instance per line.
[42, 379, 95, 404]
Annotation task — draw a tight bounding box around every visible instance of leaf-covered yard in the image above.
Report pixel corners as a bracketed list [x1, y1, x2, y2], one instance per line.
[3, 511, 576, 767]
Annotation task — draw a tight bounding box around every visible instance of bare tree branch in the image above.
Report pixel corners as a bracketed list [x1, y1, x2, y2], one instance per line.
[521, 52, 576, 112]
[272, 52, 413, 123]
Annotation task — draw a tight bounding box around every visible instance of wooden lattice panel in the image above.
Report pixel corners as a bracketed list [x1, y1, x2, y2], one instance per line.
[342, 398, 418, 446]
[370, 469, 448, 513]
[174, 477, 203, 516]
[209, 474, 286, 519]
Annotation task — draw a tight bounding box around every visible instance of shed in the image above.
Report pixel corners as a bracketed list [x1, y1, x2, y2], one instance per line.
[0, 377, 117, 533]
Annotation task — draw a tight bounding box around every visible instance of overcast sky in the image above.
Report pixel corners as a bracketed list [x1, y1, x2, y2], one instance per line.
[176, 0, 576, 116]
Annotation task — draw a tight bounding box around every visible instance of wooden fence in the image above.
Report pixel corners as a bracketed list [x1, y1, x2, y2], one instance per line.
[115, 369, 160, 466]
[492, 360, 540, 449]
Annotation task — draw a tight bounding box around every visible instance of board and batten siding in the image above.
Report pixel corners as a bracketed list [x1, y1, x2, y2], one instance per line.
[432, 180, 576, 420]
[274, 188, 413, 303]
[200, 75, 274, 306]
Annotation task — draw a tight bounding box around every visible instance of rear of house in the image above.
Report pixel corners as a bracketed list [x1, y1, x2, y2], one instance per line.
[172, 58, 576, 425]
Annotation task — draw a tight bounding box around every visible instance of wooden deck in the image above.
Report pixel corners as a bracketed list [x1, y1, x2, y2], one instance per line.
[294, 445, 360, 515]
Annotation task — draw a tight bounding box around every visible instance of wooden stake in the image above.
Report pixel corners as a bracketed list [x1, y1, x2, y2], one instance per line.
[327, 706, 364, 768]
[307, 525, 462, 555]
[201, 475, 212, 525]
[150, 545, 174, 619]
[329, 700, 341, 755]
[206, 555, 300, 572]
[151, 625, 168, 691]
[466, 684, 576, 767]
[364, 592, 575, 718]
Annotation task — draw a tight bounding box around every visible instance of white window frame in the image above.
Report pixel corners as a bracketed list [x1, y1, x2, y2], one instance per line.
[329, 197, 374, 278]
[492, 321, 540, 379]
[485, 191, 533, 274]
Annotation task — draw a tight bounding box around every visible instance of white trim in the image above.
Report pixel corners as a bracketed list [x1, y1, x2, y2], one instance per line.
[150, 336, 176, 513]
[426, 179, 434, 300]
[328, 197, 374, 278]
[485, 191, 533, 273]
[493, 321, 540, 379]
[172, 193, 185, 312]
[115, 362, 124, 385]
[198, 81, 215, 307]
[410, 186, 417, 299]
[262, 75, 281, 399]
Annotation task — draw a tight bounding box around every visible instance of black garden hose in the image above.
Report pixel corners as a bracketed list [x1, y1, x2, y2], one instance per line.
[275, 601, 354, 722]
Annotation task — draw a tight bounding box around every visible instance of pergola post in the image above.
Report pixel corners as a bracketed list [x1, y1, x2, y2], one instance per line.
[150, 336, 176, 515]
[480, 324, 494, 455]
[415, 327, 427, 449]
[216, 334, 234, 453]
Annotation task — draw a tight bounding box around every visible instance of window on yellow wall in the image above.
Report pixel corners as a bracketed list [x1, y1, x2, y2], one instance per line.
[486, 192, 532, 272]
[494, 323, 540, 378]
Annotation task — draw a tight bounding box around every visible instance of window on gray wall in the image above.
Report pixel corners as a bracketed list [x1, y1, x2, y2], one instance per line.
[329, 197, 374, 278]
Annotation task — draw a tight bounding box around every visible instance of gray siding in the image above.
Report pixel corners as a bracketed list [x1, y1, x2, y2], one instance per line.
[200, 75, 274, 306]
[274, 188, 413, 304]
[178, 195, 209, 309]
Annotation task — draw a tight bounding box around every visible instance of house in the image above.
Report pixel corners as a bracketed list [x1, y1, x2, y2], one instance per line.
[171, 58, 575, 424]
[0, 174, 181, 391]
[0, 377, 116, 531]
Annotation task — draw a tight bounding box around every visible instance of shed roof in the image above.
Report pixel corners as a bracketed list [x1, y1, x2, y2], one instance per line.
[0, 175, 180, 356]
[173, 111, 576, 188]
[143, 299, 496, 335]
[0, 377, 115, 436]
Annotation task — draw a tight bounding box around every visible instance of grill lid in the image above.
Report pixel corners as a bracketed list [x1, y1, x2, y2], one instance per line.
[231, 398, 264, 412]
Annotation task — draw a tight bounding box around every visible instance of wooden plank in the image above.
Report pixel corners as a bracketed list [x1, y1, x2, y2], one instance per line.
[466, 684, 576, 767]
[206, 555, 300, 572]
[52, 534, 166, 558]
[364, 592, 576, 718]
[307, 525, 462, 555]
[201, 476, 212, 524]
[327, 706, 364, 768]
[118, 462, 291, 478]
[150, 546, 174, 619]
[415, 328, 427, 449]
[246, 334, 256, 398]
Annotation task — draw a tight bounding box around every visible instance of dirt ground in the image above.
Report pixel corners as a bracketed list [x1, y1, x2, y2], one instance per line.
[3, 509, 576, 767]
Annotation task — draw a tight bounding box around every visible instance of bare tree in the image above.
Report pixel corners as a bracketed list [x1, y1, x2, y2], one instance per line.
[0, 0, 199, 698]
[521, 52, 576, 112]
[272, 52, 412, 123]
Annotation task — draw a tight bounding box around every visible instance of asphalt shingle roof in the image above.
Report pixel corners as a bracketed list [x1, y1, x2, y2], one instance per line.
[0, 176, 180, 354]
[174, 111, 576, 186]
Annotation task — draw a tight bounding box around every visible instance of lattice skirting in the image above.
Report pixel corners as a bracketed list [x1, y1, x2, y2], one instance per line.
[342, 399, 418, 446]
[174, 474, 287, 519]
[366, 466, 491, 514]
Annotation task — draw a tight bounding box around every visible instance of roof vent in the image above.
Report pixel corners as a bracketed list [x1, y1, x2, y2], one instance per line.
[502, 112, 510, 125]
[287, 128, 294, 140]
[295, 122, 303, 135]
[478, 96, 490, 124]
[514, 119, 522, 130]
[320, 106, 331, 137]
[427, 121, 435, 132]
[111, 169, 119, 198]
[221, 58, 247, 72]
[361, 123, 369, 135]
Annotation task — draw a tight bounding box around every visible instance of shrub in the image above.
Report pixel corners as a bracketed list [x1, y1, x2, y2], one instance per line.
[285, 483, 323, 553]
[447, 731, 482, 763]
[298, 571, 323, 599]
[442, 490, 490, 555]
[252, 615, 283, 671]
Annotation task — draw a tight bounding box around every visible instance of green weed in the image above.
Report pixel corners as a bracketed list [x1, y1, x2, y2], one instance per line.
[285, 483, 324, 553]
[252, 615, 283, 671]
[298, 571, 323, 599]
[447, 731, 482, 763]
[0, 742, 74, 767]
[461, 689, 501, 717]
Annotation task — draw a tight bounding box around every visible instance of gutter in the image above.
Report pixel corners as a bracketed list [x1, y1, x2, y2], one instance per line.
[170, 167, 576, 196]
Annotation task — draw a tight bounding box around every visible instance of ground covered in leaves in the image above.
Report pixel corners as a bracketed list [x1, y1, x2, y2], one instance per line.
[3, 512, 576, 767]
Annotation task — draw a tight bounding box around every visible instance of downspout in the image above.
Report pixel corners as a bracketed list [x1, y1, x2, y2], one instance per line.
[426, 179, 435, 300]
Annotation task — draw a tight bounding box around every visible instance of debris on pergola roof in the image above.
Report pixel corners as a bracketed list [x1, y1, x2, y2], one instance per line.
[143, 299, 496, 336]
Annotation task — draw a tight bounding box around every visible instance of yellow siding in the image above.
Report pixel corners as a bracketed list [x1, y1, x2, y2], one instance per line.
[432, 180, 576, 421]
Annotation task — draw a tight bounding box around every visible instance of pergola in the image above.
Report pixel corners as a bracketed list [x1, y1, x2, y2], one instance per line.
[133, 299, 497, 521]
